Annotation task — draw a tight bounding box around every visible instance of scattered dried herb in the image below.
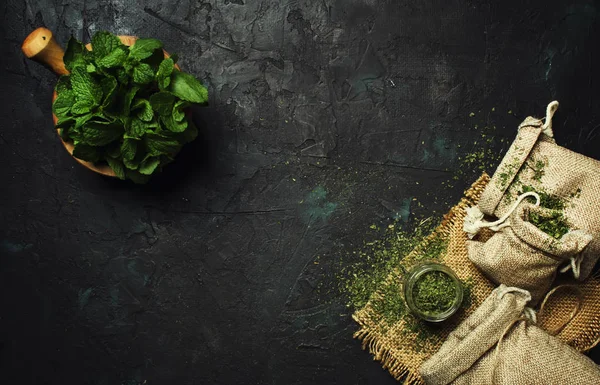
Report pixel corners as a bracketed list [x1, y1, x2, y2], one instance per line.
[412, 271, 457, 315]
[340, 219, 440, 312]
[532, 159, 546, 182]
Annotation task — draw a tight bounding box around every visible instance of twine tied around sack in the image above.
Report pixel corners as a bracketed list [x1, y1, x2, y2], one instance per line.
[463, 191, 540, 239]
[560, 254, 584, 280]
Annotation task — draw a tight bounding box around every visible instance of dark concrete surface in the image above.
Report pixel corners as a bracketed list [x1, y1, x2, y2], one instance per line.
[1, 0, 600, 384]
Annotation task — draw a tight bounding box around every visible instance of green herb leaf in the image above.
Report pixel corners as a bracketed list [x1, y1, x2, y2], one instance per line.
[157, 58, 174, 90]
[132, 99, 154, 122]
[106, 157, 126, 180]
[145, 133, 181, 156]
[121, 138, 138, 161]
[129, 38, 163, 60]
[161, 114, 188, 133]
[71, 67, 103, 106]
[72, 143, 100, 162]
[139, 156, 161, 175]
[100, 76, 118, 108]
[74, 114, 93, 129]
[133, 63, 155, 84]
[82, 120, 124, 146]
[124, 157, 140, 170]
[53, 90, 76, 117]
[91, 31, 124, 60]
[122, 86, 140, 116]
[168, 71, 208, 104]
[149, 91, 176, 116]
[55, 76, 72, 94]
[172, 100, 188, 122]
[96, 46, 128, 68]
[63, 36, 86, 71]
[71, 100, 93, 115]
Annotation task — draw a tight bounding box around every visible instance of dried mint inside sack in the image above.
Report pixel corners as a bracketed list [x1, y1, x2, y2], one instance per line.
[53, 31, 208, 183]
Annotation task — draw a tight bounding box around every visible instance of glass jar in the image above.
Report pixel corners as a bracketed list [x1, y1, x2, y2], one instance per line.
[403, 262, 463, 322]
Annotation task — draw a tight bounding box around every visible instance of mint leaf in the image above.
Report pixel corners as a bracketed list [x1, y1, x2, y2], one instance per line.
[145, 133, 181, 156]
[53, 90, 75, 117]
[106, 157, 126, 180]
[132, 99, 154, 122]
[121, 138, 138, 161]
[96, 46, 128, 68]
[169, 71, 208, 104]
[71, 67, 103, 106]
[122, 86, 140, 116]
[124, 157, 140, 170]
[82, 120, 124, 146]
[117, 68, 129, 84]
[55, 76, 71, 94]
[161, 114, 188, 133]
[157, 58, 174, 90]
[74, 114, 93, 129]
[129, 38, 163, 60]
[133, 63, 155, 84]
[91, 31, 124, 60]
[73, 143, 100, 162]
[127, 117, 159, 138]
[63, 36, 86, 71]
[100, 76, 118, 108]
[172, 100, 188, 122]
[56, 116, 75, 130]
[149, 92, 175, 116]
[139, 157, 161, 175]
[71, 100, 93, 115]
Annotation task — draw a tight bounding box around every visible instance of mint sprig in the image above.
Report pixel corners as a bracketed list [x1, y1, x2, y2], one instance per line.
[53, 31, 208, 183]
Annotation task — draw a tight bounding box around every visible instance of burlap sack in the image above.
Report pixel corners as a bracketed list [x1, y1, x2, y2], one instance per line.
[474, 101, 600, 281]
[420, 285, 600, 385]
[354, 174, 600, 384]
[468, 202, 593, 303]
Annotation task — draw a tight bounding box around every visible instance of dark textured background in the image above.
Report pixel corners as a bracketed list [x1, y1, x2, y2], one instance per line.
[1, 0, 600, 384]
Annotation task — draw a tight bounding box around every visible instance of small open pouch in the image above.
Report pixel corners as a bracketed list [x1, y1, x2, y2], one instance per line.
[420, 286, 600, 385]
[470, 101, 600, 281]
[468, 203, 593, 303]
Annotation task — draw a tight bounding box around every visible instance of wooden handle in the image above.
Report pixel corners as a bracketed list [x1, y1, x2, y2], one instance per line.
[22, 27, 68, 76]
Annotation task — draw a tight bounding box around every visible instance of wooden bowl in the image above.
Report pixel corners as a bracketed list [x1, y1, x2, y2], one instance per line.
[23, 28, 179, 178]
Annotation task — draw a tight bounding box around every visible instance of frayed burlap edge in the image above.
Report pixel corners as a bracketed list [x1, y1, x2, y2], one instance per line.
[353, 173, 600, 384]
[352, 174, 493, 385]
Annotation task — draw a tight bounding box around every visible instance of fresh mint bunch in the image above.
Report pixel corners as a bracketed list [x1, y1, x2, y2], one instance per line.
[53, 31, 208, 183]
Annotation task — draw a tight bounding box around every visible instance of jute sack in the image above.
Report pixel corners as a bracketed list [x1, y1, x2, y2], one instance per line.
[468, 202, 593, 303]
[420, 285, 600, 385]
[466, 101, 600, 281]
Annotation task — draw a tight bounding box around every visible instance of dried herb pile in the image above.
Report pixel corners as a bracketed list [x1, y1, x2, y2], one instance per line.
[412, 271, 457, 315]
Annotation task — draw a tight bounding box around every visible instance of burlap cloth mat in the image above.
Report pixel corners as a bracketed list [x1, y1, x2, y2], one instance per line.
[352, 173, 600, 384]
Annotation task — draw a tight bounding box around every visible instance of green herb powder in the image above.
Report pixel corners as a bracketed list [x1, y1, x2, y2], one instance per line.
[412, 271, 457, 314]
